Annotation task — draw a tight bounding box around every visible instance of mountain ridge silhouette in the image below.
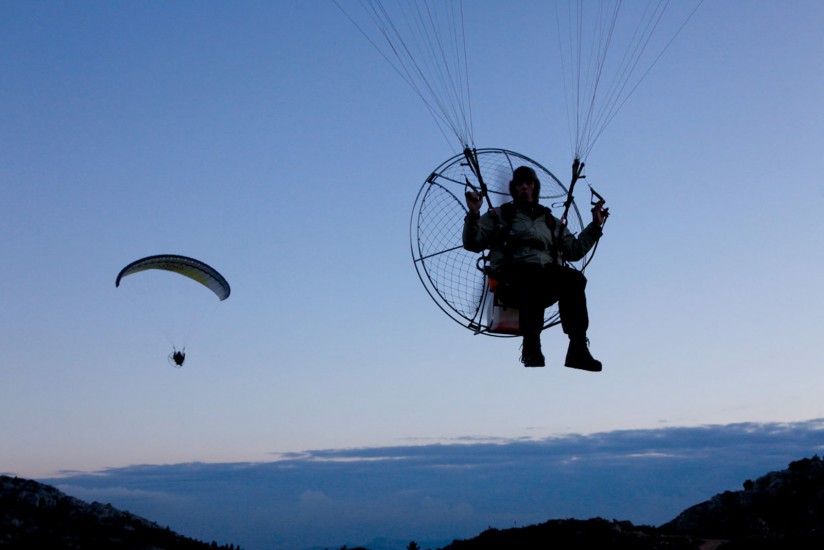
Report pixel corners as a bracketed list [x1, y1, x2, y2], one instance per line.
[4, 455, 824, 549]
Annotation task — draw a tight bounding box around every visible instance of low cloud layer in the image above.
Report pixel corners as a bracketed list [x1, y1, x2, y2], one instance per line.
[46, 420, 824, 550]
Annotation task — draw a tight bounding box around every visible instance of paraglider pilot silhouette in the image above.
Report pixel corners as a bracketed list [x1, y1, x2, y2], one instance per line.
[170, 348, 186, 368]
[463, 166, 608, 370]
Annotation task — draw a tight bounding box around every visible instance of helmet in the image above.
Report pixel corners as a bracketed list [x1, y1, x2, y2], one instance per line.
[509, 165, 541, 201]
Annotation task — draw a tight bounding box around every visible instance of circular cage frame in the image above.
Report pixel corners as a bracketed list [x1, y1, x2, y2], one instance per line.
[410, 148, 591, 337]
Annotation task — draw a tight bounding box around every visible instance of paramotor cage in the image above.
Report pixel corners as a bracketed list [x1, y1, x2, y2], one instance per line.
[410, 148, 591, 336]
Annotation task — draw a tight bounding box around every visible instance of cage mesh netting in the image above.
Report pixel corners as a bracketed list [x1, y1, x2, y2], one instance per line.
[410, 148, 590, 336]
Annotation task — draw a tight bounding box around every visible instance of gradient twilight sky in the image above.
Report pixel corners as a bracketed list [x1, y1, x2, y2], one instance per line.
[2, 0, 824, 486]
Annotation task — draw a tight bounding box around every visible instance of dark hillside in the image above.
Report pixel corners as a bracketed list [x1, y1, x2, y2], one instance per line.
[661, 455, 824, 546]
[0, 475, 240, 549]
[437, 518, 699, 549]
[5, 456, 824, 550]
[434, 455, 824, 550]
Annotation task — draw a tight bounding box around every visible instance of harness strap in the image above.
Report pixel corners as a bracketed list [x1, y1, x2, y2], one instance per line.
[497, 202, 562, 265]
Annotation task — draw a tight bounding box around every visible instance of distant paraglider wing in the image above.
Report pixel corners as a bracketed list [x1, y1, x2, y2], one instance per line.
[115, 255, 231, 301]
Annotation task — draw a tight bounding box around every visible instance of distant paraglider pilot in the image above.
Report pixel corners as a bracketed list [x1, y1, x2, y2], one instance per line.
[169, 348, 186, 368]
[463, 166, 607, 370]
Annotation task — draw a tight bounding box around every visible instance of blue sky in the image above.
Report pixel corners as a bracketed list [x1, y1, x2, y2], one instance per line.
[1, 0, 824, 547]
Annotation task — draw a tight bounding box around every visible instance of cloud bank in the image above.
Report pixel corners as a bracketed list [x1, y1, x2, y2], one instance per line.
[48, 420, 824, 550]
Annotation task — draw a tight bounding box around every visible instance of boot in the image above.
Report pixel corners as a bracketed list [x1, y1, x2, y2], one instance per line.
[564, 336, 602, 372]
[520, 334, 545, 367]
